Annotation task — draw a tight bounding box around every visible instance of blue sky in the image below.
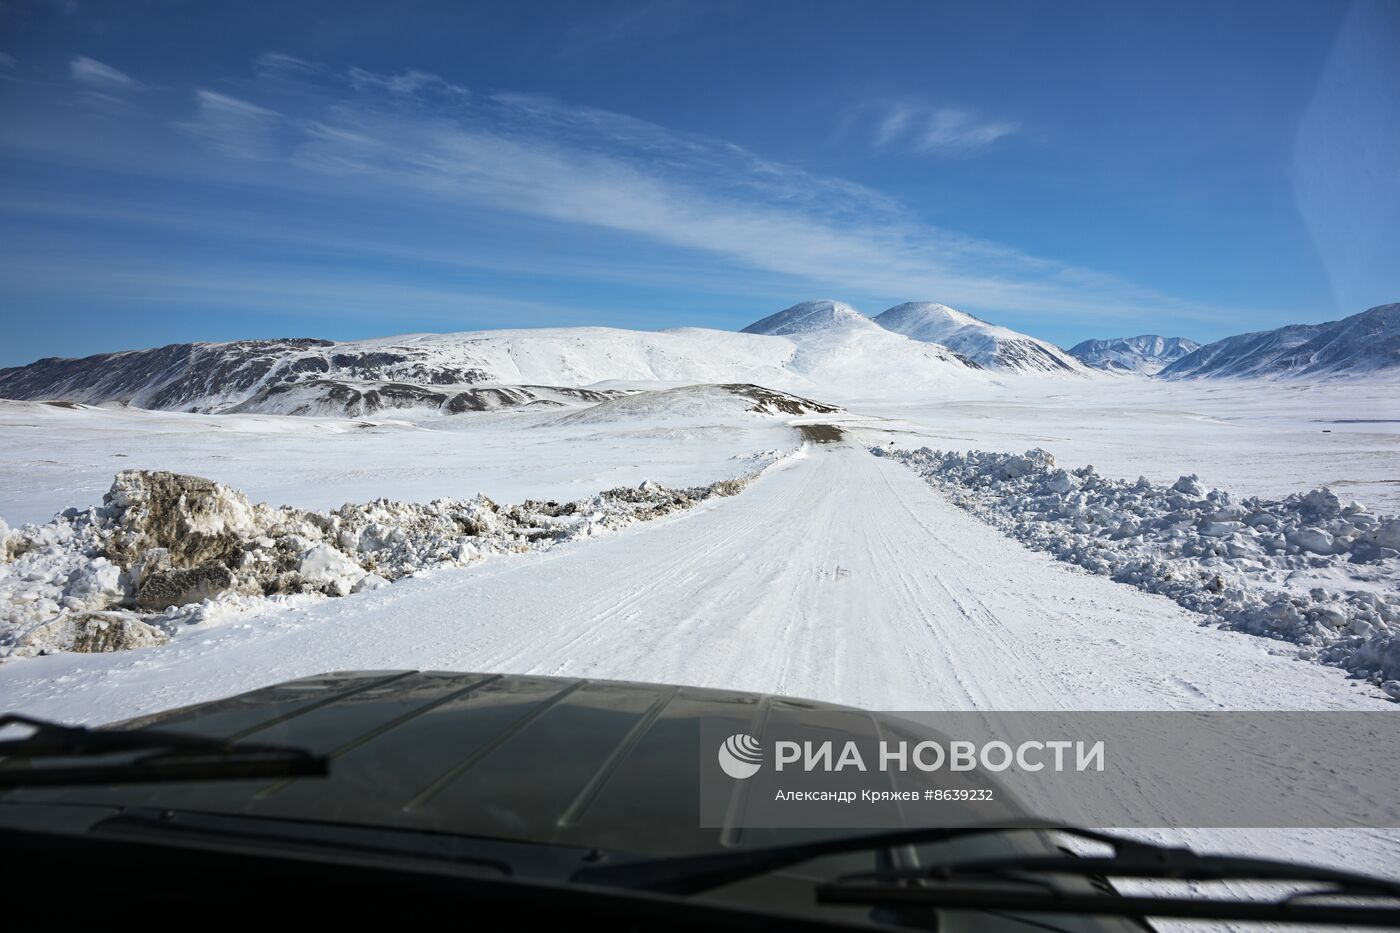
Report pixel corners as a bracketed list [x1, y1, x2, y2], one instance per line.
[1, 0, 1397, 366]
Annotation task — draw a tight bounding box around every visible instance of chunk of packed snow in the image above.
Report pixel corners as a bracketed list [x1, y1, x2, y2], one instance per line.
[12, 611, 169, 658]
[296, 543, 370, 596]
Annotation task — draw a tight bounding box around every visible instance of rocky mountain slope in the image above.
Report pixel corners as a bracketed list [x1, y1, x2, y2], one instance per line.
[0, 329, 796, 413]
[1160, 303, 1400, 379]
[1068, 335, 1201, 374]
[225, 381, 629, 418]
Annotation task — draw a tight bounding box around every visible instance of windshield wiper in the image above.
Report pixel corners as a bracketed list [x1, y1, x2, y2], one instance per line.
[818, 826, 1400, 927]
[574, 822, 1400, 926]
[0, 713, 328, 787]
[574, 821, 1056, 893]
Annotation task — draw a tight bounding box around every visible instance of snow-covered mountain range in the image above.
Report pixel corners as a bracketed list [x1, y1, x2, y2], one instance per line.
[0, 302, 986, 415]
[1160, 303, 1400, 379]
[1, 300, 1394, 417]
[872, 302, 1087, 374]
[1068, 335, 1201, 375]
[737, 299, 987, 387]
[0, 329, 795, 414]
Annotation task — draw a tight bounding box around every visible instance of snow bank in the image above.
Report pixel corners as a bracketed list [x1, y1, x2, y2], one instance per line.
[879, 446, 1400, 681]
[0, 454, 787, 658]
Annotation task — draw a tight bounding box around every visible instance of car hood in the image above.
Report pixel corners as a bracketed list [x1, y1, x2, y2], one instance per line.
[4, 670, 989, 857]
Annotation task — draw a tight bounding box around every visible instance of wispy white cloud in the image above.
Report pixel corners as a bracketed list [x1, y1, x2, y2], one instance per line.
[866, 100, 1019, 155]
[914, 106, 1018, 154]
[0, 52, 17, 71]
[69, 55, 140, 90]
[253, 51, 319, 75]
[172, 65, 1190, 321]
[9, 55, 1219, 325]
[486, 90, 906, 218]
[347, 66, 468, 100]
[252, 51, 324, 79]
[179, 89, 282, 159]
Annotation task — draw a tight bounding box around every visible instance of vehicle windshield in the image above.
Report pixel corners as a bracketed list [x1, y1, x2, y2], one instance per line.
[1, 1, 1397, 928]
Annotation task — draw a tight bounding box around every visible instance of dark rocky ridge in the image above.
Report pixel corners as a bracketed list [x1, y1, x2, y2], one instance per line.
[0, 337, 504, 413]
[1160, 304, 1400, 379]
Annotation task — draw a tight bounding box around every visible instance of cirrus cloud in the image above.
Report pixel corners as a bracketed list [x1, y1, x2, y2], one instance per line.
[154, 61, 1205, 323]
[867, 100, 1019, 155]
[3, 54, 1227, 331]
[69, 55, 141, 90]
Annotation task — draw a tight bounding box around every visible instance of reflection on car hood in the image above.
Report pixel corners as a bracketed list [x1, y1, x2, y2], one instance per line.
[3, 670, 961, 857]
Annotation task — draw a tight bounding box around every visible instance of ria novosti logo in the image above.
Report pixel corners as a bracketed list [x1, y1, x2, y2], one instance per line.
[715, 733, 1107, 780]
[717, 733, 763, 779]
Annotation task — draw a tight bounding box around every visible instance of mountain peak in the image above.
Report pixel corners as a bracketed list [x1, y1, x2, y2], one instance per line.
[879, 301, 989, 331]
[1069, 335, 1201, 375]
[874, 301, 1086, 374]
[740, 300, 872, 336]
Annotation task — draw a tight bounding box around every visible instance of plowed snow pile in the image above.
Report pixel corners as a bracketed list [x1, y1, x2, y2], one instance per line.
[880, 446, 1400, 687]
[0, 454, 788, 658]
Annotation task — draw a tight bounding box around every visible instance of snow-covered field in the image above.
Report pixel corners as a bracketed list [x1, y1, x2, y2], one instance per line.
[847, 376, 1400, 512]
[4, 376, 1397, 686]
[10, 376, 1395, 525]
[1, 371, 1397, 892]
[3, 376, 1397, 694]
[0, 399, 797, 527]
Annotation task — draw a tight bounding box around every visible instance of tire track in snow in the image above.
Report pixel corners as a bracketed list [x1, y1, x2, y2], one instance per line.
[487, 452, 815, 681]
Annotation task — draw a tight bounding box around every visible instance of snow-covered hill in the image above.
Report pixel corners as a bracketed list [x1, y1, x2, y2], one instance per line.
[740, 298, 873, 336]
[1160, 303, 1400, 379]
[739, 300, 983, 391]
[873, 302, 1086, 374]
[0, 305, 985, 413]
[0, 329, 796, 412]
[1068, 335, 1200, 375]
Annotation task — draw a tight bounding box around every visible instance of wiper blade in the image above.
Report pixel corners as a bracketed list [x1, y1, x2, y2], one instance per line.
[574, 820, 1056, 894]
[822, 883, 1400, 927]
[820, 827, 1400, 927]
[0, 713, 328, 787]
[575, 821, 1400, 926]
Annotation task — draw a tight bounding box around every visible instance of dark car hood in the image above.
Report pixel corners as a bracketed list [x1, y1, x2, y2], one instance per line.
[3, 670, 945, 857]
[2, 672, 1158, 932]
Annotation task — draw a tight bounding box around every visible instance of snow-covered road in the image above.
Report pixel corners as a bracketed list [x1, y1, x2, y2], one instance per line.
[2, 438, 1384, 721]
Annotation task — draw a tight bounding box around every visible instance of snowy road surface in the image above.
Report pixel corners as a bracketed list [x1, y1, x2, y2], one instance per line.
[2, 439, 1384, 719]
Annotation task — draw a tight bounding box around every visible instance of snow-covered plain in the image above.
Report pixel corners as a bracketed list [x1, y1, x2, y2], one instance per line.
[0, 399, 798, 527]
[10, 376, 1396, 524]
[1, 366, 1397, 894]
[4, 376, 1397, 688]
[846, 376, 1400, 513]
